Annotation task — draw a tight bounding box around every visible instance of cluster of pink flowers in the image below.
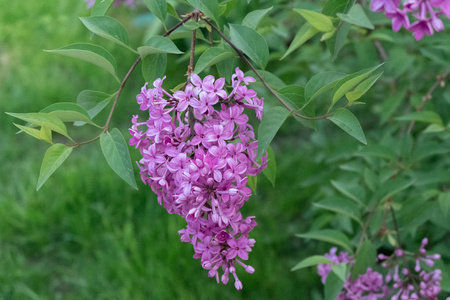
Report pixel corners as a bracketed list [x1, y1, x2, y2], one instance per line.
[370, 0, 450, 40]
[85, 0, 134, 9]
[318, 238, 447, 299]
[129, 68, 267, 290]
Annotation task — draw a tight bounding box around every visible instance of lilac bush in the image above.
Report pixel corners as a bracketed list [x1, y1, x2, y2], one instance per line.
[85, 0, 134, 9]
[129, 68, 267, 289]
[370, 0, 450, 40]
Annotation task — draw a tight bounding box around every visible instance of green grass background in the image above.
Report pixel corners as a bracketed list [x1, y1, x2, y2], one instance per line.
[0, 1, 330, 299]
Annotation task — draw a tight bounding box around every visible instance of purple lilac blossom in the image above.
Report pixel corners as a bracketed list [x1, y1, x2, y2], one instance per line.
[370, 0, 450, 40]
[129, 68, 267, 290]
[318, 238, 445, 299]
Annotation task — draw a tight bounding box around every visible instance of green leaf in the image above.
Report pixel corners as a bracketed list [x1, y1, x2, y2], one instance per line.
[100, 128, 137, 189]
[262, 146, 276, 187]
[345, 72, 383, 103]
[45, 43, 119, 81]
[324, 272, 345, 300]
[143, 0, 167, 24]
[305, 71, 346, 103]
[194, 47, 235, 74]
[167, 2, 180, 20]
[247, 175, 257, 194]
[257, 106, 290, 159]
[76, 90, 114, 124]
[337, 4, 374, 29]
[91, 0, 114, 16]
[37, 144, 73, 191]
[357, 144, 397, 160]
[138, 36, 183, 57]
[395, 111, 443, 126]
[279, 85, 316, 130]
[351, 240, 376, 280]
[142, 53, 167, 84]
[296, 229, 352, 252]
[439, 192, 450, 217]
[40, 102, 97, 126]
[245, 70, 286, 90]
[291, 255, 333, 271]
[332, 63, 384, 106]
[294, 9, 334, 32]
[378, 178, 415, 203]
[186, 0, 219, 23]
[13, 123, 52, 144]
[331, 263, 348, 282]
[7, 112, 72, 141]
[280, 23, 318, 60]
[331, 180, 367, 208]
[322, 0, 353, 17]
[242, 7, 272, 30]
[79, 16, 133, 51]
[329, 108, 367, 145]
[39, 126, 53, 144]
[314, 197, 363, 227]
[229, 24, 269, 69]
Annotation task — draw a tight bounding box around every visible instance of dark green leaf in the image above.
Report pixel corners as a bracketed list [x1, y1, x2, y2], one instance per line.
[242, 7, 272, 30]
[262, 146, 276, 187]
[138, 36, 183, 56]
[376, 178, 415, 203]
[356, 144, 397, 160]
[194, 47, 235, 74]
[329, 108, 367, 145]
[79, 16, 133, 51]
[294, 9, 334, 32]
[257, 106, 290, 159]
[143, 0, 167, 24]
[229, 24, 269, 69]
[142, 53, 167, 83]
[100, 128, 138, 189]
[186, 0, 219, 23]
[324, 272, 345, 300]
[395, 111, 443, 126]
[37, 144, 73, 190]
[439, 192, 450, 217]
[305, 71, 346, 103]
[281, 23, 318, 60]
[291, 255, 333, 271]
[337, 4, 374, 29]
[322, 0, 353, 17]
[314, 197, 363, 226]
[351, 240, 376, 280]
[45, 43, 119, 81]
[296, 229, 352, 252]
[279, 85, 316, 130]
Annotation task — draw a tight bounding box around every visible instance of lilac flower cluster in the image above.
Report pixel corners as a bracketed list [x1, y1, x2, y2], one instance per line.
[370, 0, 450, 40]
[129, 68, 267, 290]
[318, 239, 447, 299]
[85, 0, 134, 9]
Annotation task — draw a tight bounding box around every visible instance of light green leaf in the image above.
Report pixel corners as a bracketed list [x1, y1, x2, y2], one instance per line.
[346, 72, 383, 103]
[305, 71, 346, 103]
[186, 0, 219, 23]
[142, 53, 167, 83]
[247, 175, 257, 194]
[329, 108, 367, 145]
[194, 47, 235, 74]
[337, 4, 374, 29]
[325, 272, 345, 300]
[79, 16, 133, 51]
[37, 144, 73, 190]
[100, 128, 138, 189]
[257, 106, 290, 159]
[395, 111, 443, 126]
[351, 240, 377, 280]
[291, 255, 333, 271]
[39, 126, 53, 144]
[76, 90, 114, 125]
[229, 24, 269, 69]
[262, 146, 276, 187]
[242, 7, 272, 30]
[332, 63, 384, 106]
[40, 102, 98, 126]
[91, 0, 114, 16]
[143, 0, 167, 24]
[294, 9, 334, 32]
[7, 112, 72, 141]
[331, 263, 348, 282]
[280, 23, 318, 60]
[167, 2, 180, 20]
[45, 43, 119, 81]
[296, 229, 352, 252]
[138, 36, 183, 57]
[13, 123, 52, 144]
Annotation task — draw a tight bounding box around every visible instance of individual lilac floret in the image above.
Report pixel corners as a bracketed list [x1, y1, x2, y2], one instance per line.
[129, 68, 267, 290]
[370, 0, 450, 40]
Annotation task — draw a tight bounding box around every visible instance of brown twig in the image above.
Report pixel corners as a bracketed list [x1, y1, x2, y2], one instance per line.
[407, 71, 449, 133]
[202, 18, 330, 121]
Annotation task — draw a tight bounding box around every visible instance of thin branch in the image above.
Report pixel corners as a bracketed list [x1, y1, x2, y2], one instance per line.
[390, 205, 402, 249]
[202, 18, 330, 121]
[407, 71, 449, 133]
[373, 39, 388, 61]
[356, 205, 377, 255]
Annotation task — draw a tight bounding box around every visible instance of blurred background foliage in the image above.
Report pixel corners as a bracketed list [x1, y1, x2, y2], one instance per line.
[1, 0, 450, 299]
